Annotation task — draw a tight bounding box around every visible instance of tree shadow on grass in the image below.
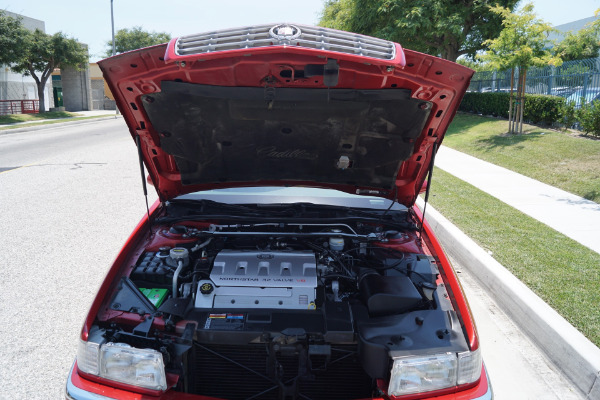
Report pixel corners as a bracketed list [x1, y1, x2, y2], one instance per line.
[474, 131, 545, 151]
[446, 114, 546, 151]
[445, 114, 488, 137]
[0, 115, 27, 125]
[582, 189, 600, 203]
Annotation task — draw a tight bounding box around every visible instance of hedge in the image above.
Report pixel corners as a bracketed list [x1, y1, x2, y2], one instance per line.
[459, 92, 566, 126]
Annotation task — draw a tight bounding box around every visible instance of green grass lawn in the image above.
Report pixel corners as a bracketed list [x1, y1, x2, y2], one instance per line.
[429, 168, 600, 347]
[444, 113, 600, 202]
[0, 112, 113, 131]
[0, 111, 80, 124]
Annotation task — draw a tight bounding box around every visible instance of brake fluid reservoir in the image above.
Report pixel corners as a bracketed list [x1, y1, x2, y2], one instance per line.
[168, 247, 189, 267]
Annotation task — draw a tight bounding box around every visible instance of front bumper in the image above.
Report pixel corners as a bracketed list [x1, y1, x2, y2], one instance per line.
[472, 366, 494, 400]
[66, 360, 493, 400]
[65, 363, 114, 400]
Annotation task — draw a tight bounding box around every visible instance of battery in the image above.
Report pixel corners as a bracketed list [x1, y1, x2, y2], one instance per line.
[139, 288, 169, 308]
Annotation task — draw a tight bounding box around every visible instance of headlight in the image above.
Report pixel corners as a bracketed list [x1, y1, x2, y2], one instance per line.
[77, 340, 167, 392]
[388, 348, 481, 396]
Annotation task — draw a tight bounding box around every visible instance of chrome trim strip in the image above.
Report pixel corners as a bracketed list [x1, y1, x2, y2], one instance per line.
[65, 362, 116, 400]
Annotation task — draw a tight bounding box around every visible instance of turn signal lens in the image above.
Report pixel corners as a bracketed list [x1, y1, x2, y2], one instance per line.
[457, 348, 482, 385]
[77, 340, 100, 375]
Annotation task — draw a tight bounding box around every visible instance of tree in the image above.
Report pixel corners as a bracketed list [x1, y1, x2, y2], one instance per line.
[1, 12, 88, 113]
[555, 12, 600, 61]
[105, 26, 170, 57]
[0, 11, 28, 66]
[455, 57, 494, 72]
[479, 3, 562, 134]
[319, 0, 520, 62]
[16, 31, 88, 113]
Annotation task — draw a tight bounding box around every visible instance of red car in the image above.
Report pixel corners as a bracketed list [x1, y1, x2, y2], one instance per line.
[66, 24, 491, 400]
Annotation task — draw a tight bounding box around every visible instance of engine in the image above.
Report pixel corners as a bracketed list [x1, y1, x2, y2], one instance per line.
[126, 228, 440, 316]
[101, 216, 469, 400]
[197, 250, 318, 309]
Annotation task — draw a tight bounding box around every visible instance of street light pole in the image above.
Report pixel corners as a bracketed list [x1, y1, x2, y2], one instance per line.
[110, 0, 118, 117]
[110, 0, 115, 56]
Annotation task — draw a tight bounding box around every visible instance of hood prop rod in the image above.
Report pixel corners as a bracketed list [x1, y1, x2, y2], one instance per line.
[419, 142, 438, 240]
[135, 135, 152, 232]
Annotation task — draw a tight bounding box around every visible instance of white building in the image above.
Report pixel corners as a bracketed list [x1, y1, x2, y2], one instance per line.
[0, 11, 54, 112]
[548, 15, 600, 44]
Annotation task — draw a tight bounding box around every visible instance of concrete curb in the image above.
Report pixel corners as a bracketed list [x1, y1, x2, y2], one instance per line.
[0, 116, 120, 135]
[417, 198, 600, 399]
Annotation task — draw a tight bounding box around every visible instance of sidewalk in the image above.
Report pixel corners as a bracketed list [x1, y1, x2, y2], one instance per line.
[419, 198, 600, 399]
[0, 110, 119, 134]
[58, 110, 118, 118]
[435, 146, 600, 255]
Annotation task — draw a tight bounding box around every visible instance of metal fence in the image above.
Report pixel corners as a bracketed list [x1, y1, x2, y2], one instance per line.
[468, 57, 600, 107]
[0, 100, 39, 115]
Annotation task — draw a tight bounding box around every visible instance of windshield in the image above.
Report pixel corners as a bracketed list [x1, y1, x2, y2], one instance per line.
[173, 187, 407, 211]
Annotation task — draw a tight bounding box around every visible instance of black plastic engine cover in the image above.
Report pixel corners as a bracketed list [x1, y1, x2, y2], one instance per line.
[356, 309, 469, 378]
[359, 274, 422, 317]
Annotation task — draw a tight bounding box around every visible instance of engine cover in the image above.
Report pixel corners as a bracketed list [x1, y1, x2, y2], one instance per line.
[195, 250, 318, 310]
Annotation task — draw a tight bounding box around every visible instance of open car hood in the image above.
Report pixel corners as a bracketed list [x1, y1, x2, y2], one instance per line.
[99, 24, 473, 206]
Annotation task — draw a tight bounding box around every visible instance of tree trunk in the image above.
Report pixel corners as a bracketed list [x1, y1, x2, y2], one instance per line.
[441, 45, 460, 62]
[28, 64, 53, 114]
[36, 81, 46, 113]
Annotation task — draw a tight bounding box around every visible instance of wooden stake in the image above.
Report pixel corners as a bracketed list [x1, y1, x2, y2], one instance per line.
[519, 69, 527, 134]
[508, 68, 515, 134]
[516, 69, 524, 134]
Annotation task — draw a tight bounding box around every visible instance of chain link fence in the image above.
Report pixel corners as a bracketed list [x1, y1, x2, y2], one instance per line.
[468, 57, 600, 107]
[0, 80, 38, 101]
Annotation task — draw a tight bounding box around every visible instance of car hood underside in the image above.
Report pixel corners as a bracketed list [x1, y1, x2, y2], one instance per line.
[143, 82, 430, 191]
[99, 27, 473, 206]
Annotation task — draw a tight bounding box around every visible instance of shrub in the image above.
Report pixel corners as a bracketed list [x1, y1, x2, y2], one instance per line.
[459, 92, 566, 125]
[459, 92, 510, 118]
[575, 100, 600, 136]
[559, 101, 577, 128]
[523, 94, 567, 125]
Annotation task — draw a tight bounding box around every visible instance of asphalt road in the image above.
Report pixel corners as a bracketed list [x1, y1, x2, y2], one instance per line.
[0, 119, 158, 399]
[0, 119, 583, 399]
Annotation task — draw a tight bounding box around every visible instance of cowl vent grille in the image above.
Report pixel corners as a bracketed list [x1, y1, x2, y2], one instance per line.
[176, 23, 396, 60]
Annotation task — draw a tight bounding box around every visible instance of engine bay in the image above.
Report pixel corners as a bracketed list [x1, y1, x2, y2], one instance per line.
[90, 198, 470, 399]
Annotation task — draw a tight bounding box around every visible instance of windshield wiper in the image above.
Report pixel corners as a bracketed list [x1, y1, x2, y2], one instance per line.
[168, 199, 295, 217]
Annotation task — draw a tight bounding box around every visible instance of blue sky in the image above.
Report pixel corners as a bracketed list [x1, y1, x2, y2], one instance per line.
[2, 0, 599, 62]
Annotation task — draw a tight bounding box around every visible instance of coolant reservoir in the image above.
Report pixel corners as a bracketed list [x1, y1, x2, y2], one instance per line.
[329, 237, 344, 251]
